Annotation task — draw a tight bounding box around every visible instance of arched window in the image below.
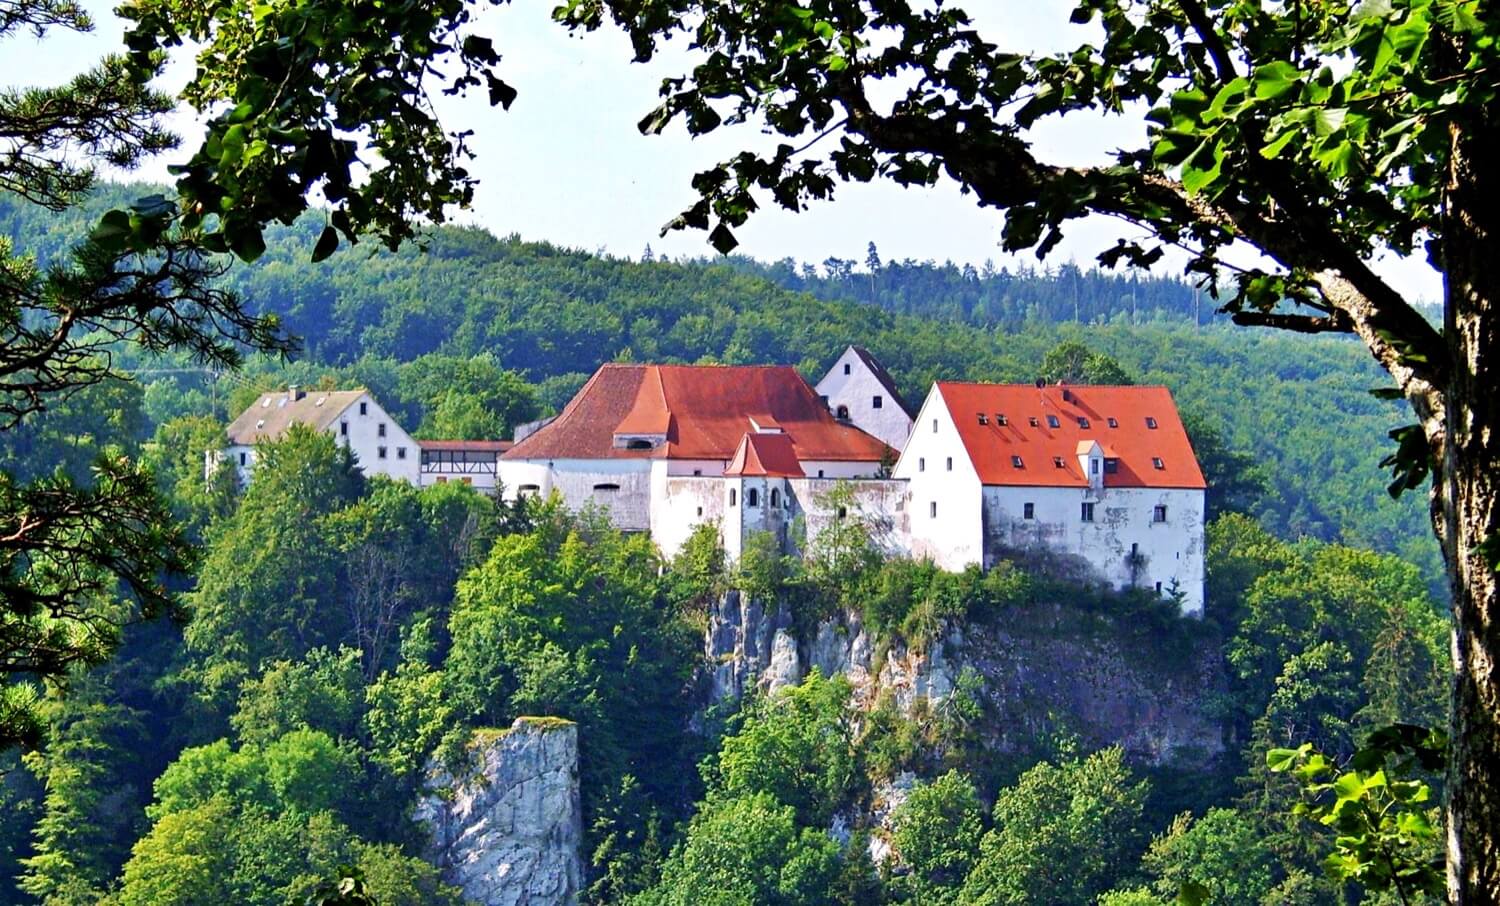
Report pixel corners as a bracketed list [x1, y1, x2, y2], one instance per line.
[770, 488, 780, 507]
[517, 483, 541, 497]
[748, 488, 760, 507]
[626, 439, 653, 450]
[835, 405, 850, 420]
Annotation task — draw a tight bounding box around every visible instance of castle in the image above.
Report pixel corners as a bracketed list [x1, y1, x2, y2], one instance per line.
[215, 347, 1205, 614]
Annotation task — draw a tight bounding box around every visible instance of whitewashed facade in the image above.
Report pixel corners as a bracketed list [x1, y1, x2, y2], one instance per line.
[215, 388, 421, 485]
[815, 345, 915, 451]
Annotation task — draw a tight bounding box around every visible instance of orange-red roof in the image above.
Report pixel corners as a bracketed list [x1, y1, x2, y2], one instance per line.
[726, 432, 805, 477]
[417, 440, 512, 452]
[503, 363, 892, 463]
[936, 383, 1206, 489]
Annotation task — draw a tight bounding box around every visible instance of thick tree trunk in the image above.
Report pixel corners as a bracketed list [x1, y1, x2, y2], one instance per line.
[1440, 111, 1500, 905]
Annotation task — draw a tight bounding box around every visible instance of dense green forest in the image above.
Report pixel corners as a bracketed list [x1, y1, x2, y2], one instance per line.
[0, 185, 1452, 904]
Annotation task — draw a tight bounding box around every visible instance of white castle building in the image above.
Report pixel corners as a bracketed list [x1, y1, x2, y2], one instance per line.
[214, 346, 1206, 614]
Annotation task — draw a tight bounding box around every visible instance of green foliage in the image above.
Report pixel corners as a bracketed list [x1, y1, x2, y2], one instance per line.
[1268, 725, 1446, 901]
[1040, 340, 1133, 385]
[666, 522, 727, 610]
[890, 770, 985, 899]
[231, 647, 365, 747]
[1134, 808, 1282, 904]
[960, 747, 1150, 906]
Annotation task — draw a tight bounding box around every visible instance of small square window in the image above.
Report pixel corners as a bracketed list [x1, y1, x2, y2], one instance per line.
[1028, 416, 1039, 427]
[378, 446, 388, 459]
[693, 469, 702, 476]
[378, 423, 387, 437]
[397, 447, 407, 459]
[1107, 417, 1118, 428]
[1104, 458, 1120, 474]
[1154, 504, 1168, 522]
[1146, 417, 1159, 429]
[1053, 456, 1064, 468]
[1023, 502, 1035, 519]
[1046, 415, 1060, 428]
[946, 457, 953, 471]
[978, 413, 988, 425]
[1011, 455, 1024, 468]
[997, 413, 1007, 425]
[1077, 416, 1090, 428]
[1152, 457, 1165, 470]
[930, 501, 938, 518]
[873, 395, 883, 409]
[818, 469, 825, 478]
[1081, 502, 1095, 522]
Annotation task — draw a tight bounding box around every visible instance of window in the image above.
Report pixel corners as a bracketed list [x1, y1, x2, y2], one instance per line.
[1107, 417, 1118, 428]
[919, 457, 926, 472]
[1146, 416, 1159, 429]
[872, 395, 883, 409]
[818, 469, 826, 478]
[436, 476, 448, 484]
[397, 447, 407, 459]
[1046, 415, 1060, 428]
[1081, 502, 1095, 522]
[837, 506, 848, 519]
[1104, 458, 1120, 474]
[518, 484, 540, 496]
[1091, 458, 1100, 474]
[729, 488, 737, 506]
[997, 413, 1008, 425]
[1155, 581, 1163, 594]
[340, 422, 348, 436]
[932, 418, 939, 433]
[1078, 416, 1090, 428]
[626, 438, 653, 450]
[378, 446, 388, 459]
[359, 402, 368, 415]
[378, 422, 387, 437]
[1023, 502, 1035, 519]
[1152, 457, 1165, 470]
[696, 506, 704, 517]
[930, 501, 938, 518]
[461, 477, 473, 486]
[239, 452, 247, 466]
[693, 469, 702, 476]
[978, 413, 988, 425]
[1154, 504, 1168, 522]
[946, 457, 953, 471]
[593, 483, 620, 491]
[1028, 416, 1039, 427]
[747, 488, 759, 507]
[835, 405, 850, 420]
[1011, 455, 1024, 468]
[770, 488, 780, 507]
[1053, 456, 1065, 468]
[844, 363, 851, 375]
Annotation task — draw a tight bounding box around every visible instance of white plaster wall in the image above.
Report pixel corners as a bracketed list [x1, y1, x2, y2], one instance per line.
[815, 347, 914, 451]
[891, 390, 984, 570]
[652, 476, 726, 559]
[496, 458, 653, 531]
[335, 393, 422, 484]
[789, 478, 909, 558]
[800, 459, 885, 480]
[664, 458, 731, 477]
[982, 485, 1205, 615]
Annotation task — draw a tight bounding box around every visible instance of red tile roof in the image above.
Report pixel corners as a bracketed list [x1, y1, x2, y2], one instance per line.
[503, 364, 892, 463]
[936, 383, 1206, 489]
[726, 432, 806, 477]
[417, 440, 513, 452]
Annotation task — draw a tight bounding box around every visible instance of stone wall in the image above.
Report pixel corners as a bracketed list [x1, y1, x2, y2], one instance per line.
[415, 718, 584, 906]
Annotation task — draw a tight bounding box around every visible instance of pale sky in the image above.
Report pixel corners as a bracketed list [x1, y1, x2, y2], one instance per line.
[1, 0, 1442, 304]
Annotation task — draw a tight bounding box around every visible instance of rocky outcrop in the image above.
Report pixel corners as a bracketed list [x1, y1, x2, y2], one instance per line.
[705, 593, 1224, 766]
[415, 717, 584, 906]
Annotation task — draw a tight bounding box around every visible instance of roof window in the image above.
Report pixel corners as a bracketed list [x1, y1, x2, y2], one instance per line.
[261, 398, 271, 408]
[1146, 416, 1158, 429]
[978, 413, 988, 425]
[255, 419, 265, 429]
[1104, 458, 1120, 473]
[997, 414, 1007, 425]
[1028, 416, 1039, 427]
[1011, 455, 1024, 468]
[1077, 416, 1090, 428]
[1052, 456, 1065, 468]
[1107, 417, 1118, 428]
[1152, 457, 1165, 469]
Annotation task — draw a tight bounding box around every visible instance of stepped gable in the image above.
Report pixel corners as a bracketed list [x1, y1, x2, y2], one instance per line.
[503, 363, 891, 463]
[938, 382, 1206, 489]
[226, 389, 366, 445]
[725, 432, 805, 478]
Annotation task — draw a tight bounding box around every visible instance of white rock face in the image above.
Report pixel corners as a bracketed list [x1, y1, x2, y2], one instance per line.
[415, 718, 584, 906]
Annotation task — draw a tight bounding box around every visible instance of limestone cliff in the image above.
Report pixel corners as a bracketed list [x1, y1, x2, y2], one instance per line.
[705, 590, 1224, 766]
[415, 717, 584, 906]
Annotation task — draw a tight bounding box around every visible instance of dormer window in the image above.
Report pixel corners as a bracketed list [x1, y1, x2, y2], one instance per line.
[1107, 417, 1118, 428]
[1046, 415, 1060, 428]
[997, 414, 1007, 426]
[1011, 455, 1024, 468]
[1152, 457, 1165, 470]
[978, 413, 988, 425]
[1077, 417, 1090, 428]
[1104, 458, 1120, 474]
[1146, 417, 1158, 429]
[1028, 416, 1039, 427]
[1052, 456, 1065, 468]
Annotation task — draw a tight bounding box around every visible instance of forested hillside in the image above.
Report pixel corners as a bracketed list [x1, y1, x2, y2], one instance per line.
[0, 186, 1440, 582]
[0, 183, 1455, 904]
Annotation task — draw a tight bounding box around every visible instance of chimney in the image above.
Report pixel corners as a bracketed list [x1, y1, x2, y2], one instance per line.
[288, 384, 305, 402]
